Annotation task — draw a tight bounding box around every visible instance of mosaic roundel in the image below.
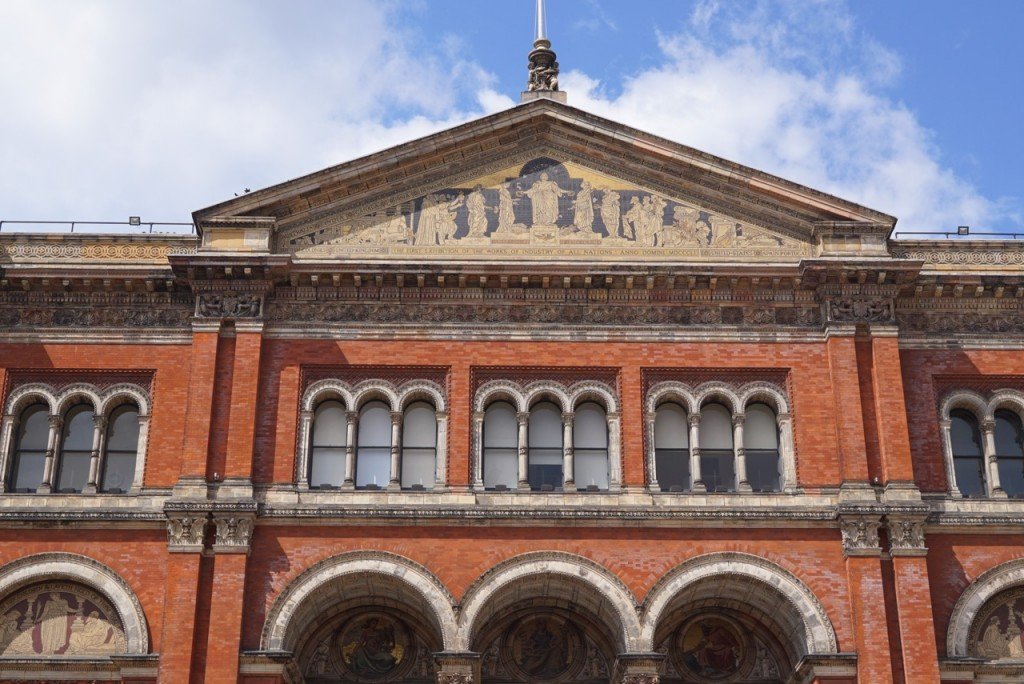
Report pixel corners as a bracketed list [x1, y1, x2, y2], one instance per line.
[971, 587, 1024, 659]
[336, 612, 414, 682]
[503, 614, 585, 682]
[672, 615, 754, 683]
[0, 581, 126, 656]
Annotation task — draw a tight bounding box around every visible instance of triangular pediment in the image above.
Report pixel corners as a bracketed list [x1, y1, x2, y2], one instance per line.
[194, 99, 895, 263]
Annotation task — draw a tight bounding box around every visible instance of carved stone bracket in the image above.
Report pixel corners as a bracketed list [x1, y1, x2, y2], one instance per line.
[839, 514, 882, 557]
[166, 514, 208, 553]
[887, 516, 927, 556]
[826, 297, 895, 324]
[212, 514, 256, 554]
[195, 292, 263, 319]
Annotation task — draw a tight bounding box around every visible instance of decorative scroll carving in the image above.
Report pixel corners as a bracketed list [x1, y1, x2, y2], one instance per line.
[888, 517, 926, 554]
[195, 292, 262, 319]
[839, 515, 881, 555]
[166, 515, 207, 551]
[212, 516, 254, 552]
[901, 311, 1024, 334]
[827, 297, 895, 324]
[282, 158, 808, 261]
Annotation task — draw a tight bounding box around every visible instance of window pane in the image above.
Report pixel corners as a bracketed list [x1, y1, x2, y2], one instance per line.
[950, 411, 983, 457]
[355, 448, 390, 488]
[700, 404, 733, 450]
[403, 402, 437, 448]
[310, 447, 346, 488]
[356, 402, 391, 488]
[995, 410, 1024, 457]
[401, 447, 435, 489]
[484, 447, 517, 490]
[62, 406, 94, 452]
[575, 450, 608, 490]
[10, 405, 48, 492]
[358, 402, 391, 446]
[744, 403, 779, 450]
[529, 402, 562, 448]
[701, 451, 735, 492]
[56, 452, 90, 493]
[313, 401, 347, 446]
[106, 406, 140, 452]
[955, 456, 986, 498]
[484, 402, 517, 447]
[655, 404, 688, 449]
[101, 452, 135, 493]
[573, 403, 607, 449]
[656, 449, 689, 492]
[997, 458, 1024, 499]
[747, 450, 781, 492]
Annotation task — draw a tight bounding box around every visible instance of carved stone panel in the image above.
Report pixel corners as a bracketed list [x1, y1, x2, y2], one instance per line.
[279, 158, 810, 262]
[826, 297, 895, 324]
[0, 581, 127, 656]
[840, 515, 881, 556]
[166, 514, 207, 552]
[195, 292, 263, 319]
[212, 515, 254, 553]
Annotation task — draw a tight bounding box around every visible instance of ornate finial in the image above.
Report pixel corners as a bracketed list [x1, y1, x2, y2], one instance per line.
[523, 0, 566, 102]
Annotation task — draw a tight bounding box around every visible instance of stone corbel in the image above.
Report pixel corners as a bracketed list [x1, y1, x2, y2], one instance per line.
[886, 516, 927, 557]
[212, 513, 256, 554]
[839, 514, 882, 557]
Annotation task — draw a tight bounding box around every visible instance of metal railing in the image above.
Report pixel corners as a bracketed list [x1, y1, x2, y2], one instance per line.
[0, 220, 197, 235]
[893, 230, 1024, 240]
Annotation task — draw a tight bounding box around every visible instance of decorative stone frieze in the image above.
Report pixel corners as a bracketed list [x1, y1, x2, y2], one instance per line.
[212, 514, 255, 554]
[195, 292, 263, 318]
[826, 297, 895, 324]
[166, 514, 208, 553]
[886, 516, 927, 556]
[433, 651, 479, 684]
[839, 515, 881, 556]
[612, 653, 664, 684]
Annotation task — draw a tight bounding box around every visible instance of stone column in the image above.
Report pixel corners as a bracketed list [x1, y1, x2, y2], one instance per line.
[0, 414, 19, 493]
[607, 411, 622, 491]
[471, 411, 484, 490]
[938, 418, 962, 497]
[389, 411, 403, 490]
[612, 653, 664, 684]
[38, 415, 63, 493]
[342, 411, 357, 489]
[688, 414, 705, 492]
[777, 412, 798, 492]
[886, 515, 940, 683]
[562, 411, 574, 490]
[517, 412, 530, 491]
[644, 411, 658, 491]
[981, 418, 1006, 497]
[434, 410, 449, 490]
[296, 409, 313, 490]
[84, 414, 108, 494]
[733, 414, 751, 492]
[434, 651, 480, 683]
[839, 513, 893, 683]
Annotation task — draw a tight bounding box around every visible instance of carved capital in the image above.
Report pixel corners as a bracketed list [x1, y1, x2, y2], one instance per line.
[47, 415, 63, 430]
[827, 297, 895, 324]
[887, 517, 927, 556]
[839, 514, 881, 556]
[195, 292, 263, 319]
[732, 414, 745, 427]
[687, 414, 701, 428]
[516, 412, 530, 424]
[562, 412, 574, 425]
[166, 514, 207, 552]
[212, 514, 255, 553]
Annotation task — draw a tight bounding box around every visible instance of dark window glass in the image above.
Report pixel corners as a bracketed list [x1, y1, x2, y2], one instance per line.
[309, 401, 346, 489]
[745, 403, 781, 492]
[995, 410, 1024, 499]
[355, 401, 391, 489]
[700, 403, 734, 492]
[56, 405, 93, 493]
[484, 402, 518, 490]
[951, 409, 985, 497]
[528, 402, 562, 491]
[9, 405, 49, 492]
[654, 403, 689, 492]
[101, 405, 139, 493]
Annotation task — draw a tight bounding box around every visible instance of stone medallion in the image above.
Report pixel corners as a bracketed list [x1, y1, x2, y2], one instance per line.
[672, 615, 754, 683]
[336, 612, 413, 682]
[503, 614, 585, 682]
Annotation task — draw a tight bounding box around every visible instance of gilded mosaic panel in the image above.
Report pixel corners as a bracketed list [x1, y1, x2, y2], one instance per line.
[0, 581, 126, 656]
[282, 158, 810, 262]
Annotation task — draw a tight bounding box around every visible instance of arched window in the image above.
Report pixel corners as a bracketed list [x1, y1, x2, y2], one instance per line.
[101, 405, 139, 494]
[483, 402, 518, 491]
[995, 409, 1024, 499]
[700, 403, 734, 493]
[309, 401, 347, 489]
[745, 403, 781, 492]
[951, 409, 986, 497]
[573, 402, 608, 491]
[654, 403, 689, 492]
[401, 402, 436, 490]
[528, 401, 563, 491]
[355, 401, 391, 489]
[8, 404, 49, 492]
[56, 405, 94, 493]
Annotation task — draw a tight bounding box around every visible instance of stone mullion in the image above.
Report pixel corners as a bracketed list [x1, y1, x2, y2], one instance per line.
[516, 412, 529, 491]
[777, 412, 798, 492]
[434, 410, 449, 490]
[0, 414, 18, 493]
[132, 414, 150, 492]
[688, 414, 705, 492]
[981, 418, 1006, 497]
[342, 411, 357, 489]
[296, 409, 313, 490]
[389, 411, 403, 490]
[39, 415, 63, 493]
[937, 418, 962, 497]
[733, 413, 751, 492]
[607, 411, 622, 491]
[644, 411, 657, 491]
[562, 411, 574, 490]
[471, 411, 484, 490]
[84, 414, 108, 494]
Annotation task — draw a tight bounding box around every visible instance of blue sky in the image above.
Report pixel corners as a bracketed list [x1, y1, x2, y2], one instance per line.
[0, 0, 1021, 232]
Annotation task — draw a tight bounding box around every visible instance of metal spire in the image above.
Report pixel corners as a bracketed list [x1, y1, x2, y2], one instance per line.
[524, 0, 564, 100]
[535, 0, 548, 47]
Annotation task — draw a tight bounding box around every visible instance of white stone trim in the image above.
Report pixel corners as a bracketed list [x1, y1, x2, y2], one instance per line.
[396, 380, 447, 412]
[638, 552, 837, 655]
[350, 379, 401, 412]
[522, 380, 572, 412]
[645, 381, 698, 415]
[0, 552, 149, 654]
[473, 380, 527, 414]
[455, 551, 642, 652]
[261, 551, 457, 652]
[694, 381, 742, 413]
[300, 379, 355, 413]
[568, 380, 619, 413]
[53, 384, 105, 416]
[947, 557, 1024, 657]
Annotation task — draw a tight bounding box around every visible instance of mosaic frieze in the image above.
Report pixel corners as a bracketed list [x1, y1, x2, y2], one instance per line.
[657, 613, 784, 683]
[282, 158, 809, 261]
[971, 588, 1024, 659]
[0, 581, 126, 656]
